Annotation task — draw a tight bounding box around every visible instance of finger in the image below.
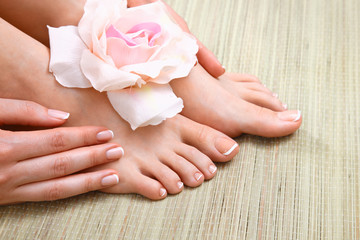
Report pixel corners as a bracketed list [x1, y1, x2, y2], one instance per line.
[196, 43, 225, 78]
[7, 126, 114, 161]
[12, 170, 120, 202]
[16, 143, 124, 185]
[0, 98, 69, 127]
[159, 1, 225, 78]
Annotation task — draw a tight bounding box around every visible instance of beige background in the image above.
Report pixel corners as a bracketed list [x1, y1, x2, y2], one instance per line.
[1, 0, 359, 239]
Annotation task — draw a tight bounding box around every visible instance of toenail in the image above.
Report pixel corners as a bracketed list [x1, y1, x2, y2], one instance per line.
[106, 147, 124, 160]
[215, 138, 239, 156]
[160, 188, 167, 197]
[194, 172, 203, 181]
[101, 174, 119, 186]
[273, 93, 279, 98]
[97, 130, 114, 141]
[277, 110, 302, 122]
[283, 104, 288, 110]
[177, 181, 184, 189]
[209, 165, 217, 174]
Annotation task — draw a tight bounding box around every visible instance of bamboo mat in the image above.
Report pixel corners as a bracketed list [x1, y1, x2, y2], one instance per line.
[1, 0, 359, 239]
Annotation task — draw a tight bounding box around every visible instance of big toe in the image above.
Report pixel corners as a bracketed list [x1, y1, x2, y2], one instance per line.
[238, 103, 302, 137]
[178, 115, 239, 162]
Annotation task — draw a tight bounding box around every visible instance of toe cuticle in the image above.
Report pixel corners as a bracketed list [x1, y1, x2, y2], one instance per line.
[160, 188, 167, 197]
[209, 165, 217, 174]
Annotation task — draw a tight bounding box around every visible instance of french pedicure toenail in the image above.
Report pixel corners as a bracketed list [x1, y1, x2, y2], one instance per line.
[97, 130, 114, 141]
[101, 174, 119, 186]
[48, 109, 70, 120]
[209, 165, 217, 174]
[160, 188, 167, 197]
[215, 138, 239, 156]
[177, 181, 184, 189]
[194, 172, 203, 181]
[106, 147, 124, 160]
[278, 110, 302, 122]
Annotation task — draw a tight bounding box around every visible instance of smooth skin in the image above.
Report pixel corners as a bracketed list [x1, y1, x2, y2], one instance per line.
[0, 98, 122, 205]
[0, 18, 239, 200]
[0, 0, 302, 138]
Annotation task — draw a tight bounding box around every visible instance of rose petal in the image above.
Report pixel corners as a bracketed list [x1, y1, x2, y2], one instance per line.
[107, 83, 183, 130]
[80, 49, 143, 91]
[48, 26, 92, 88]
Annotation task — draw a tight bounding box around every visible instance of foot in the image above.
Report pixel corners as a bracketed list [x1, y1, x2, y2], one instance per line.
[57, 89, 239, 200]
[171, 65, 302, 138]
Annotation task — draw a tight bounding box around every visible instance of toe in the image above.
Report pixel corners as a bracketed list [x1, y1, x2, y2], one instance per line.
[160, 151, 205, 188]
[240, 103, 302, 137]
[101, 167, 168, 200]
[179, 116, 239, 162]
[145, 160, 183, 194]
[240, 89, 286, 112]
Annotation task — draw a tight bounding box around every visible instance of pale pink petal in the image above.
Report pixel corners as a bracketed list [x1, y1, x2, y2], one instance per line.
[106, 25, 137, 46]
[48, 26, 91, 88]
[78, 0, 126, 47]
[80, 49, 143, 91]
[107, 83, 183, 130]
[107, 38, 158, 68]
[127, 22, 161, 46]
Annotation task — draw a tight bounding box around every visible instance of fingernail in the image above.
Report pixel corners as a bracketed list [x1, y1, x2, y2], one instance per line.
[283, 104, 288, 110]
[209, 165, 217, 174]
[106, 147, 124, 160]
[48, 109, 70, 120]
[215, 138, 239, 156]
[194, 172, 203, 181]
[101, 174, 119, 186]
[222, 65, 226, 70]
[160, 188, 167, 197]
[97, 130, 114, 142]
[177, 181, 184, 189]
[273, 93, 278, 98]
[277, 110, 301, 122]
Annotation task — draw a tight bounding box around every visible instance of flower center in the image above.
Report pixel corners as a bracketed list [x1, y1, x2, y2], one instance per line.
[106, 22, 161, 47]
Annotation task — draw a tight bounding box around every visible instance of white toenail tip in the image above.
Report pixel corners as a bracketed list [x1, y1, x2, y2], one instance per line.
[223, 143, 239, 156]
[113, 174, 119, 184]
[160, 188, 167, 197]
[283, 104, 288, 110]
[273, 93, 278, 98]
[293, 110, 301, 122]
[177, 182, 184, 189]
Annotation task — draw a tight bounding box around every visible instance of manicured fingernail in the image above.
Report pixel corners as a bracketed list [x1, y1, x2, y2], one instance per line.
[101, 174, 119, 186]
[160, 188, 167, 197]
[273, 93, 278, 98]
[215, 138, 239, 156]
[106, 147, 124, 160]
[222, 65, 226, 70]
[277, 110, 301, 122]
[283, 104, 288, 110]
[177, 181, 184, 189]
[97, 130, 114, 142]
[48, 109, 70, 120]
[194, 172, 203, 181]
[209, 165, 217, 174]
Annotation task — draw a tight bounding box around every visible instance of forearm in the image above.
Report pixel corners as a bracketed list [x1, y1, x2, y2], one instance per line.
[0, 0, 85, 46]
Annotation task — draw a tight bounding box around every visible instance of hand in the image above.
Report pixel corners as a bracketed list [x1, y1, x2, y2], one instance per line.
[0, 98, 123, 205]
[127, 0, 226, 78]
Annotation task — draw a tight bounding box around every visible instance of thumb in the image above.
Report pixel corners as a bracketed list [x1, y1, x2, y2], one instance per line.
[0, 98, 69, 127]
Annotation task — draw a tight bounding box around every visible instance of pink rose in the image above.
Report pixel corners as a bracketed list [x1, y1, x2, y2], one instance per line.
[48, 0, 198, 129]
